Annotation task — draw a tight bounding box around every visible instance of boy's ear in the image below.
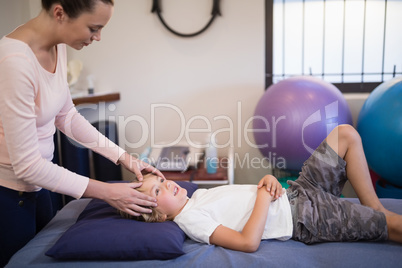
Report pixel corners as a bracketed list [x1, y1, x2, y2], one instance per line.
[157, 214, 167, 222]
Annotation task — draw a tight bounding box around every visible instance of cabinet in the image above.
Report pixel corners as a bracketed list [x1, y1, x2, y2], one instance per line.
[72, 92, 120, 105]
[163, 149, 234, 187]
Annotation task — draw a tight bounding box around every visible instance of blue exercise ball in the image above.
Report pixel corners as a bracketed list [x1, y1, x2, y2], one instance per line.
[357, 76, 402, 187]
[253, 76, 352, 171]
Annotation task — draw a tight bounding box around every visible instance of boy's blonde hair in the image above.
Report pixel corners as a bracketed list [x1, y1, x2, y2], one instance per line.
[118, 174, 166, 223]
[119, 207, 166, 222]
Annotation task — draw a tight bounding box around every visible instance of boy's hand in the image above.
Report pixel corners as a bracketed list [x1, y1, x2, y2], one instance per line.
[257, 175, 283, 200]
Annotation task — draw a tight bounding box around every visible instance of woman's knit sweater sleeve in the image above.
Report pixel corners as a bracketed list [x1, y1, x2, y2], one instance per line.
[55, 95, 125, 166]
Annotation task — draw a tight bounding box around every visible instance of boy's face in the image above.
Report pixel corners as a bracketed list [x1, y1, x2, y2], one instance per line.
[141, 175, 188, 220]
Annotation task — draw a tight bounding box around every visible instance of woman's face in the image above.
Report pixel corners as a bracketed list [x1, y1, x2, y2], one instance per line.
[62, 1, 113, 50]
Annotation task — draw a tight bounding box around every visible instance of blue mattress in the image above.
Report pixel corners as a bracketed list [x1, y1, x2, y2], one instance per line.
[6, 198, 402, 268]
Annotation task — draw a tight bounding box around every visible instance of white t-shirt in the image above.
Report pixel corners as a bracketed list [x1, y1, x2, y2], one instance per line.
[173, 184, 293, 244]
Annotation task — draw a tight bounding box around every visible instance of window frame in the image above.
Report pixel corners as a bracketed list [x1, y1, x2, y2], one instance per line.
[265, 0, 396, 93]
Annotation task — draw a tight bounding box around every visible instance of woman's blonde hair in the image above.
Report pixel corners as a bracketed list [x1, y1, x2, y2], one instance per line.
[118, 174, 166, 223]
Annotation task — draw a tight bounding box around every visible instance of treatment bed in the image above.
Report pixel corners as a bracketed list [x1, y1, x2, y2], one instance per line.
[6, 194, 402, 268]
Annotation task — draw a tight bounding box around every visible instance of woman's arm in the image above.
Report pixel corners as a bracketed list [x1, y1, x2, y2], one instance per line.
[56, 102, 165, 181]
[209, 175, 281, 252]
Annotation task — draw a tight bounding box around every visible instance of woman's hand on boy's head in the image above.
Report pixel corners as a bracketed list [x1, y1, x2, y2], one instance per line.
[118, 152, 165, 181]
[140, 163, 165, 181]
[104, 182, 157, 217]
[257, 175, 283, 199]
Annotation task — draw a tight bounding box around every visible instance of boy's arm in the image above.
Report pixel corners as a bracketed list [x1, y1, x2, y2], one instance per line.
[209, 175, 280, 252]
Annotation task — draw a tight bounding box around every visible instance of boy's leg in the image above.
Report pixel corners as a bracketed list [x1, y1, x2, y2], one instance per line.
[387, 214, 402, 243]
[325, 124, 395, 216]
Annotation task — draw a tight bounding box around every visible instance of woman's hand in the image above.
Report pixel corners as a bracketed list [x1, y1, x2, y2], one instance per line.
[84, 179, 157, 216]
[105, 182, 158, 216]
[257, 174, 283, 200]
[117, 152, 165, 181]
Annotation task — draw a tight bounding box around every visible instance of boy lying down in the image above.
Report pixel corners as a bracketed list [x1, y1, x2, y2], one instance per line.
[120, 125, 402, 252]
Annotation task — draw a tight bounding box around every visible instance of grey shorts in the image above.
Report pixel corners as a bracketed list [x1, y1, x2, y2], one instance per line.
[287, 140, 388, 244]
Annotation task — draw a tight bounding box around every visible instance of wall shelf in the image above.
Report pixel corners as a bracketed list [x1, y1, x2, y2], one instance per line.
[72, 92, 120, 105]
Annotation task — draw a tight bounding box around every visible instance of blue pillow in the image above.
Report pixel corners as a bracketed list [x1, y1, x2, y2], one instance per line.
[46, 181, 198, 260]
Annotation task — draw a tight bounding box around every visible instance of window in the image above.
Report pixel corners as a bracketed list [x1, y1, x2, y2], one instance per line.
[266, 0, 402, 92]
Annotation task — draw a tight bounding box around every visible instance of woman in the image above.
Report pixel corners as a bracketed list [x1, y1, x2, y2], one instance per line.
[0, 0, 162, 265]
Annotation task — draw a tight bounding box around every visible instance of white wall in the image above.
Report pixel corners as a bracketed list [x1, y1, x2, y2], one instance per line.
[0, 0, 37, 35]
[0, 1, 368, 195]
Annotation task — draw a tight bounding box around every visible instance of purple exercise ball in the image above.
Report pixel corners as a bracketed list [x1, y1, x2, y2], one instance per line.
[253, 76, 353, 171]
